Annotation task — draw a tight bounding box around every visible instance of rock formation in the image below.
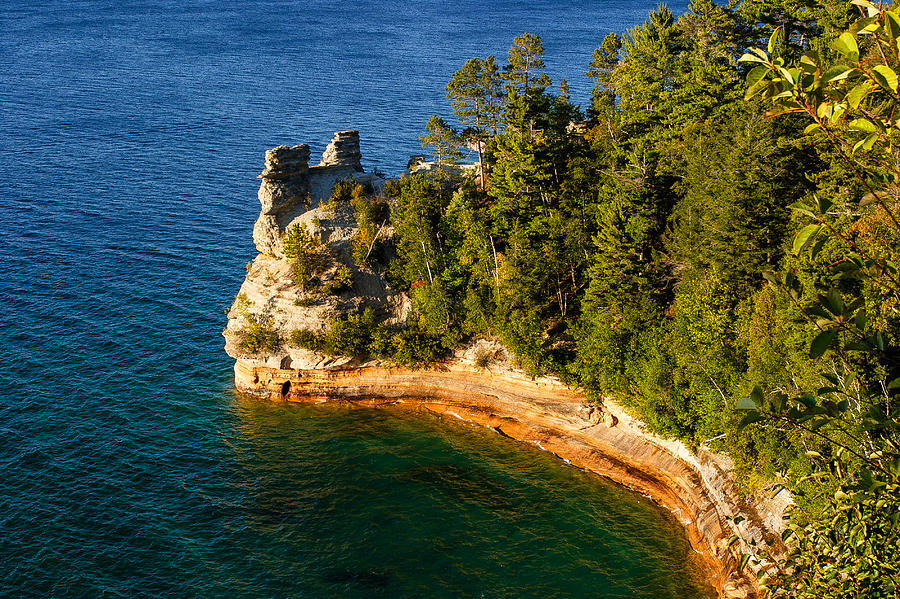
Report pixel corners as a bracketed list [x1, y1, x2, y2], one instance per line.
[251, 130, 370, 256]
[225, 133, 786, 599]
[226, 132, 407, 372]
[319, 130, 363, 171]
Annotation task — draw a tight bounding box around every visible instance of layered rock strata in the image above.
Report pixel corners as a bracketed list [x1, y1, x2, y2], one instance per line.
[225, 135, 785, 599]
[226, 132, 407, 372]
[232, 357, 783, 599]
[252, 130, 371, 256]
[319, 130, 363, 171]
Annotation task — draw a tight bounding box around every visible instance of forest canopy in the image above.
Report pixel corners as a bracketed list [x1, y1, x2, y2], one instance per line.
[335, 1, 900, 595]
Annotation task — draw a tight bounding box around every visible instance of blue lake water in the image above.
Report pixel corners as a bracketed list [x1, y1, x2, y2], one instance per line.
[0, 1, 713, 596]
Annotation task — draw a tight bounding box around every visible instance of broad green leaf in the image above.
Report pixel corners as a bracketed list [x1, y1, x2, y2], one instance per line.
[811, 330, 836, 358]
[739, 52, 767, 64]
[744, 79, 771, 100]
[850, 0, 877, 15]
[793, 224, 821, 254]
[847, 82, 871, 108]
[736, 396, 758, 410]
[803, 122, 821, 135]
[860, 133, 879, 152]
[887, 11, 900, 38]
[738, 411, 766, 430]
[857, 17, 881, 33]
[789, 202, 817, 218]
[849, 118, 880, 133]
[815, 196, 833, 213]
[834, 32, 859, 62]
[822, 65, 855, 83]
[830, 105, 847, 123]
[872, 65, 899, 92]
[824, 289, 844, 316]
[750, 386, 764, 405]
[768, 27, 782, 54]
[746, 65, 769, 90]
[799, 393, 817, 408]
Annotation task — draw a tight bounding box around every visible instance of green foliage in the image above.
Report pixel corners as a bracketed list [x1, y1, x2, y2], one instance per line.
[324, 308, 379, 357]
[349, 183, 388, 267]
[236, 312, 279, 354]
[503, 33, 552, 96]
[446, 55, 503, 184]
[586, 32, 622, 114]
[318, 307, 448, 368]
[420, 115, 464, 173]
[282, 222, 326, 290]
[321, 178, 356, 215]
[289, 328, 321, 351]
[733, 5, 900, 594]
[324, 265, 353, 295]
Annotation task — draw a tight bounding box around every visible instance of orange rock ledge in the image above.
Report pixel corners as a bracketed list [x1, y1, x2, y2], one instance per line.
[234, 358, 781, 599]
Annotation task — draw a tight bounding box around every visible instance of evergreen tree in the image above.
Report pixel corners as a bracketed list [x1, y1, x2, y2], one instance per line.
[445, 56, 503, 188]
[503, 33, 552, 97]
[586, 32, 622, 114]
[420, 115, 464, 175]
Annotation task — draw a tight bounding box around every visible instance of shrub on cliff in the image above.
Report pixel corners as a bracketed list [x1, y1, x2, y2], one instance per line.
[289, 328, 322, 351]
[321, 178, 357, 216]
[390, 326, 446, 367]
[350, 184, 389, 267]
[236, 313, 280, 354]
[323, 265, 353, 295]
[324, 308, 378, 357]
[282, 222, 326, 291]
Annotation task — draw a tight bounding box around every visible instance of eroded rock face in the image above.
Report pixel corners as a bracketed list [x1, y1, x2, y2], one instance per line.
[319, 130, 362, 171]
[225, 131, 408, 372]
[252, 133, 368, 256]
[261, 144, 311, 180]
[254, 145, 313, 255]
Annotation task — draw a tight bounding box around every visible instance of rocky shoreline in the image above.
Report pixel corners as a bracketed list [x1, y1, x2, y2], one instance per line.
[224, 134, 786, 599]
[233, 357, 783, 599]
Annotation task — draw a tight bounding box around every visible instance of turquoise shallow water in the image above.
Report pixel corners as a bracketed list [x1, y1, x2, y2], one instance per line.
[0, 0, 713, 596]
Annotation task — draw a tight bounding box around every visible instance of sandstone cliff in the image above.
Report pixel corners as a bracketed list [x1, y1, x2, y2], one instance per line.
[223, 130, 408, 371]
[224, 134, 786, 599]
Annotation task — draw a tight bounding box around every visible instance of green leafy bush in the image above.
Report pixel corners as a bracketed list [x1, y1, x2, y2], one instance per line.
[282, 223, 326, 290]
[237, 313, 279, 353]
[324, 265, 354, 295]
[289, 328, 321, 351]
[324, 308, 378, 357]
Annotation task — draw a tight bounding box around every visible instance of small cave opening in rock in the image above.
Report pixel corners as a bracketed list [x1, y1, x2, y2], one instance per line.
[281, 380, 291, 397]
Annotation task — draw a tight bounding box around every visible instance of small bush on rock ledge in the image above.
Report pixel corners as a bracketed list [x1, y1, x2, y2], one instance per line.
[289, 328, 322, 351]
[237, 313, 279, 354]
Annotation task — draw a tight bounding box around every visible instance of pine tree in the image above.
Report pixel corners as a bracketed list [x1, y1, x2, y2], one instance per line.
[420, 115, 464, 176]
[445, 57, 503, 189]
[503, 33, 552, 96]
